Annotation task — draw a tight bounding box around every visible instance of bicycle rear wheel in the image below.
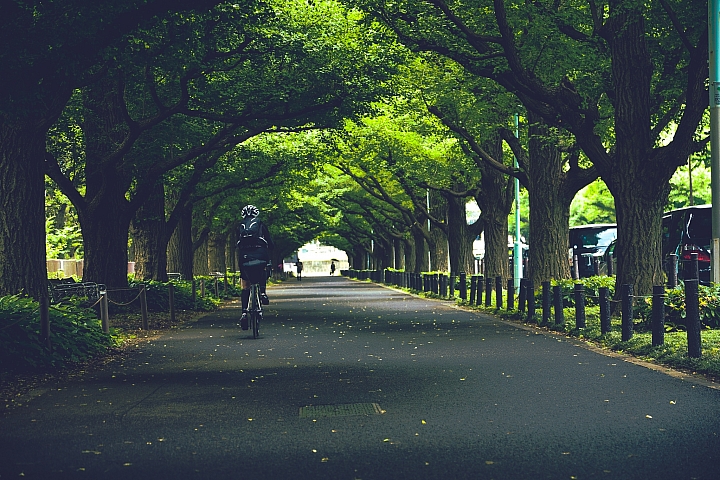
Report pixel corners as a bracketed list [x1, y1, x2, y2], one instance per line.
[251, 310, 259, 338]
[249, 284, 260, 339]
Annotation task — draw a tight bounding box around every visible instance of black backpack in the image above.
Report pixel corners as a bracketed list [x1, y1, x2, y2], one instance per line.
[238, 217, 267, 247]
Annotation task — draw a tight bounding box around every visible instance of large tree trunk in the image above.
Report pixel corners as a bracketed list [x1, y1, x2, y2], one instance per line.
[476, 133, 513, 282]
[483, 214, 509, 280]
[445, 193, 475, 276]
[77, 76, 133, 289]
[394, 238, 405, 270]
[226, 229, 238, 273]
[597, 12, 675, 296]
[130, 182, 168, 282]
[79, 197, 132, 289]
[208, 231, 227, 273]
[525, 116, 573, 285]
[429, 191, 448, 271]
[404, 238, 416, 273]
[412, 228, 428, 272]
[167, 204, 194, 279]
[193, 236, 210, 276]
[0, 125, 49, 297]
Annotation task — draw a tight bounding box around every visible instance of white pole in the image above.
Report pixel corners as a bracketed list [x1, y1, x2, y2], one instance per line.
[427, 189, 432, 271]
[710, 0, 720, 283]
[513, 113, 523, 290]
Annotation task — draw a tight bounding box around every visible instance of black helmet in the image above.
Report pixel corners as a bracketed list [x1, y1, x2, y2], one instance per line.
[241, 204, 259, 218]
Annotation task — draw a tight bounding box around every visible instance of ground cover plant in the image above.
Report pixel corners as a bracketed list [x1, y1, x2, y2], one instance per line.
[486, 278, 720, 381]
[0, 294, 115, 372]
[374, 272, 720, 381]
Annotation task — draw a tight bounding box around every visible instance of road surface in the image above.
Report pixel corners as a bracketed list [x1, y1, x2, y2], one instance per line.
[1, 276, 719, 479]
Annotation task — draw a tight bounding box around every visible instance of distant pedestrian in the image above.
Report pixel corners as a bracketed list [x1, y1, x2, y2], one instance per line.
[330, 261, 336, 276]
[296, 261, 303, 281]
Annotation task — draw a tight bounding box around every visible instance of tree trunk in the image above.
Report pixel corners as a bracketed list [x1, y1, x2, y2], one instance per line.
[130, 182, 168, 282]
[429, 191, 449, 272]
[226, 230, 237, 273]
[431, 229, 449, 272]
[75, 76, 133, 289]
[475, 133, 513, 282]
[167, 204, 194, 279]
[483, 214, 509, 280]
[352, 249, 365, 270]
[404, 238, 416, 273]
[598, 12, 674, 296]
[445, 193, 475, 276]
[194, 236, 210, 276]
[525, 116, 573, 285]
[412, 228, 428, 272]
[79, 198, 132, 289]
[208, 231, 227, 273]
[0, 125, 48, 297]
[394, 238, 405, 270]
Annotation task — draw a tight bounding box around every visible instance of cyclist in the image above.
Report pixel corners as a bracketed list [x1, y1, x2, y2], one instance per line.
[236, 205, 274, 330]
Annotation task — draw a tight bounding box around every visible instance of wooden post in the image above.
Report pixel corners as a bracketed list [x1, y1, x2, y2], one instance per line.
[469, 276, 477, 305]
[191, 278, 197, 306]
[214, 277, 219, 297]
[100, 291, 110, 334]
[541, 281, 551, 326]
[525, 280, 535, 323]
[506, 278, 514, 311]
[224, 273, 228, 298]
[553, 285, 564, 326]
[518, 278, 526, 313]
[201, 278, 206, 297]
[485, 277, 492, 307]
[685, 279, 702, 358]
[652, 285, 665, 347]
[140, 286, 149, 330]
[574, 283, 586, 328]
[599, 287, 611, 334]
[476, 276, 483, 305]
[621, 284, 633, 341]
[168, 283, 176, 323]
[572, 255, 579, 280]
[39, 296, 51, 350]
[459, 272, 467, 300]
[495, 276, 503, 309]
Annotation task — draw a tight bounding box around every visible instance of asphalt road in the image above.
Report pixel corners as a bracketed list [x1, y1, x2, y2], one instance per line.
[1, 276, 719, 479]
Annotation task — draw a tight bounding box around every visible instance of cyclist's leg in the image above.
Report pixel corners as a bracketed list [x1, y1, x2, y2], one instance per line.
[240, 278, 250, 330]
[260, 267, 269, 304]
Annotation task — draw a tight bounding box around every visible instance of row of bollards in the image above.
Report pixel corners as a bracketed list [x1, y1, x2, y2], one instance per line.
[348, 266, 702, 359]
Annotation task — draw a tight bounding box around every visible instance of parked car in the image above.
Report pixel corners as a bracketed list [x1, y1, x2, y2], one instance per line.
[569, 224, 617, 278]
[662, 205, 712, 283]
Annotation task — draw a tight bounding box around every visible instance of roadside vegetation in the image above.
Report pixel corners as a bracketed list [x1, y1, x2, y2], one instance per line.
[398, 276, 720, 381]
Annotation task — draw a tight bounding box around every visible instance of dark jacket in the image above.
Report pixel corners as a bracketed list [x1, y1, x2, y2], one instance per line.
[236, 217, 274, 251]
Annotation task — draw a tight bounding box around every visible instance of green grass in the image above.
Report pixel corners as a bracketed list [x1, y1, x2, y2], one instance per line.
[486, 303, 720, 381]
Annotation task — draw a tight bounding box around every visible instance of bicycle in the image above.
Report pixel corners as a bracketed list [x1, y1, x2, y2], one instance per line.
[242, 259, 270, 339]
[247, 281, 262, 339]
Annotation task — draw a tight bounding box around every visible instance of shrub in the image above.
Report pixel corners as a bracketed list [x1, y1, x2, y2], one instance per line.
[128, 279, 221, 312]
[0, 294, 115, 372]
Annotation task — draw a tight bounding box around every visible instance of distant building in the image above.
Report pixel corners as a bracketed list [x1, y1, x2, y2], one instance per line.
[285, 240, 349, 276]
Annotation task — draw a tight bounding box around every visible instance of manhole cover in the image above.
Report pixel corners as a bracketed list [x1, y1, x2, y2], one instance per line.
[299, 402, 383, 418]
